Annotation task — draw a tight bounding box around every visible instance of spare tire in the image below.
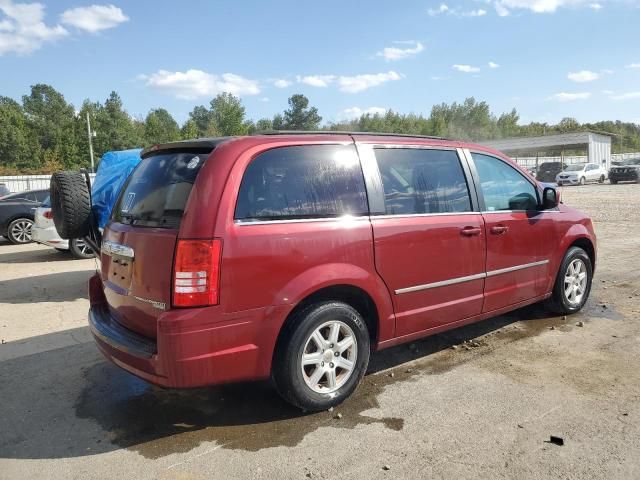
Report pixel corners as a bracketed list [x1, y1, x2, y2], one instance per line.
[50, 171, 91, 239]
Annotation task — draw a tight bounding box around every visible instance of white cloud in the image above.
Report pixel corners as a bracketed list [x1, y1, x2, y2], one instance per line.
[0, 0, 68, 55]
[338, 106, 387, 120]
[589, 2, 603, 9]
[427, 4, 450, 16]
[488, 61, 500, 68]
[337, 71, 402, 93]
[567, 70, 600, 82]
[452, 64, 480, 73]
[296, 74, 336, 88]
[273, 78, 292, 88]
[376, 41, 424, 61]
[140, 69, 261, 100]
[295, 71, 402, 93]
[428, 3, 488, 16]
[602, 89, 614, 95]
[549, 92, 591, 101]
[626, 63, 640, 69]
[260, 97, 270, 102]
[60, 4, 128, 33]
[494, 0, 599, 15]
[611, 91, 640, 100]
[465, 9, 487, 16]
[601, 68, 613, 75]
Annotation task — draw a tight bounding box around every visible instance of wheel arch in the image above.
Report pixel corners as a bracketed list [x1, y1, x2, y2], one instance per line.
[272, 282, 388, 375]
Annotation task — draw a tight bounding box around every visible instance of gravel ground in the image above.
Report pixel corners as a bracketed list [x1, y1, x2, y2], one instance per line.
[0, 182, 639, 479]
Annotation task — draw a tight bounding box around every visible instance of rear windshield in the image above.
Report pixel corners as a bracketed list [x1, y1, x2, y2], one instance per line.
[112, 151, 209, 228]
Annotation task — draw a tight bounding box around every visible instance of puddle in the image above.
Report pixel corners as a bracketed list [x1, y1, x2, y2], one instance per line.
[74, 298, 624, 459]
[74, 361, 407, 459]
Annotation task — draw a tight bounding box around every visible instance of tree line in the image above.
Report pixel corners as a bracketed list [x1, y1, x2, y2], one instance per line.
[1, 84, 639, 175]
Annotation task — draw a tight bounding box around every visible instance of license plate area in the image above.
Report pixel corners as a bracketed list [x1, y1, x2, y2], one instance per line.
[107, 255, 133, 291]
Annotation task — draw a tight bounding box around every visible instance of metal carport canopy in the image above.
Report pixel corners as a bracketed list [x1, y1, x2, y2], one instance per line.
[480, 131, 613, 167]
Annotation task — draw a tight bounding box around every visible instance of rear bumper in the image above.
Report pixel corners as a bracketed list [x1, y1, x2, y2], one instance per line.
[32, 225, 68, 249]
[88, 274, 289, 388]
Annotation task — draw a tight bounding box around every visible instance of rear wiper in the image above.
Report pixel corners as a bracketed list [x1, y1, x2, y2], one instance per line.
[119, 212, 134, 225]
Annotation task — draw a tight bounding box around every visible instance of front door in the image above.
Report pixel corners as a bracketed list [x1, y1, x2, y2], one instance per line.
[368, 146, 486, 337]
[469, 152, 554, 312]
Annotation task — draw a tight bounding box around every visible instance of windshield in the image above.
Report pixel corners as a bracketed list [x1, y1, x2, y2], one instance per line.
[621, 158, 640, 166]
[41, 196, 51, 207]
[565, 165, 585, 172]
[112, 151, 209, 228]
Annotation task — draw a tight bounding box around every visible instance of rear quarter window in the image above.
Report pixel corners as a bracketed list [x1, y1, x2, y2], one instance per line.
[235, 144, 368, 221]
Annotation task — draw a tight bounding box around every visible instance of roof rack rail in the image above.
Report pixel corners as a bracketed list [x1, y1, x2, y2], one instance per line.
[253, 130, 447, 141]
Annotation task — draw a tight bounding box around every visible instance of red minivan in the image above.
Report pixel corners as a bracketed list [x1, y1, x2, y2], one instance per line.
[88, 132, 596, 411]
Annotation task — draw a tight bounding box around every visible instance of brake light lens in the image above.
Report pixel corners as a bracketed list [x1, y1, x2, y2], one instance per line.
[43, 210, 53, 219]
[172, 239, 222, 307]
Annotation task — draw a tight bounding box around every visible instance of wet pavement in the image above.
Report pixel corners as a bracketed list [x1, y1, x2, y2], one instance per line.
[1, 183, 639, 479]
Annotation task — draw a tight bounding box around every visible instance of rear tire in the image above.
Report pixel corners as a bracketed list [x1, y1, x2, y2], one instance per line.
[598, 175, 605, 184]
[546, 246, 593, 315]
[610, 179, 618, 184]
[50, 171, 91, 239]
[69, 238, 95, 259]
[273, 301, 370, 411]
[7, 218, 33, 244]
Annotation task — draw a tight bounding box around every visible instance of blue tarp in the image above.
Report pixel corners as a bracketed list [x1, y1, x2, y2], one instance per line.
[92, 148, 142, 228]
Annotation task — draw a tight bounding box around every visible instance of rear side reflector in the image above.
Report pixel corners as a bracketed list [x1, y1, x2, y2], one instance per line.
[43, 210, 53, 219]
[172, 239, 222, 307]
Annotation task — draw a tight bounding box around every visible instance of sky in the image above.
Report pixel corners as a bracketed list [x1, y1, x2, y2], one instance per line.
[1, 0, 639, 126]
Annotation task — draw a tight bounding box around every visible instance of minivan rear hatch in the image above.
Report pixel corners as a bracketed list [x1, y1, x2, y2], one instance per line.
[100, 148, 211, 339]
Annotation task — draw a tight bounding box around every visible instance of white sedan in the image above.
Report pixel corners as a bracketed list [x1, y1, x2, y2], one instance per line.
[32, 196, 94, 259]
[556, 163, 608, 186]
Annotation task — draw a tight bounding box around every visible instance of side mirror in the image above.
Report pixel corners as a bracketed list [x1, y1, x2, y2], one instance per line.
[542, 187, 559, 210]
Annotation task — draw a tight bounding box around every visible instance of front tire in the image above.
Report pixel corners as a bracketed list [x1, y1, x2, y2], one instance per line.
[546, 247, 593, 315]
[7, 218, 34, 244]
[273, 301, 370, 411]
[579, 176, 586, 186]
[610, 179, 618, 184]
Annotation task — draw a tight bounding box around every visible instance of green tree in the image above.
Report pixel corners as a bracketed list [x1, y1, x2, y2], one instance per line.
[280, 94, 322, 130]
[22, 84, 78, 168]
[144, 108, 180, 144]
[188, 105, 212, 136]
[497, 108, 520, 138]
[0, 97, 39, 172]
[181, 119, 200, 139]
[93, 91, 143, 155]
[209, 93, 248, 136]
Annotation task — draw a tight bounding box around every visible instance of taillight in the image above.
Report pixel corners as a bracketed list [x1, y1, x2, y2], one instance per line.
[43, 210, 53, 219]
[172, 239, 222, 308]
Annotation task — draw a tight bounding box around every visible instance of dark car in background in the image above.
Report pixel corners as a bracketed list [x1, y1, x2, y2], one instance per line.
[0, 189, 49, 244]
[609, 158, 640, 184]
[536, 162, 567, 183]
[0, 183, 11, 197]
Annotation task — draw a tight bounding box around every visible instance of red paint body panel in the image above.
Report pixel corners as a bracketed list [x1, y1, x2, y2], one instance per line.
[89, 134, 597, 389]
[371, 214, 486, 336]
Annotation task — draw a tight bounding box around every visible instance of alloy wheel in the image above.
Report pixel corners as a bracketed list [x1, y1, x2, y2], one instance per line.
[10, 219, 33, 243]
[564, 258, 588, 306]
[300, 320, 357, 394]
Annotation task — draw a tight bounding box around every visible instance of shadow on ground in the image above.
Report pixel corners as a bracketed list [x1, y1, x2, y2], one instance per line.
[0, 269, 94, 303]
[0, 303, 583, 461]
[0, 245, 91, 264]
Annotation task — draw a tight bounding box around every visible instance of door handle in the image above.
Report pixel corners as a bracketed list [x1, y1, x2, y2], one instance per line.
[460, 226, 482, 236]
[490, 225, 509, 235]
